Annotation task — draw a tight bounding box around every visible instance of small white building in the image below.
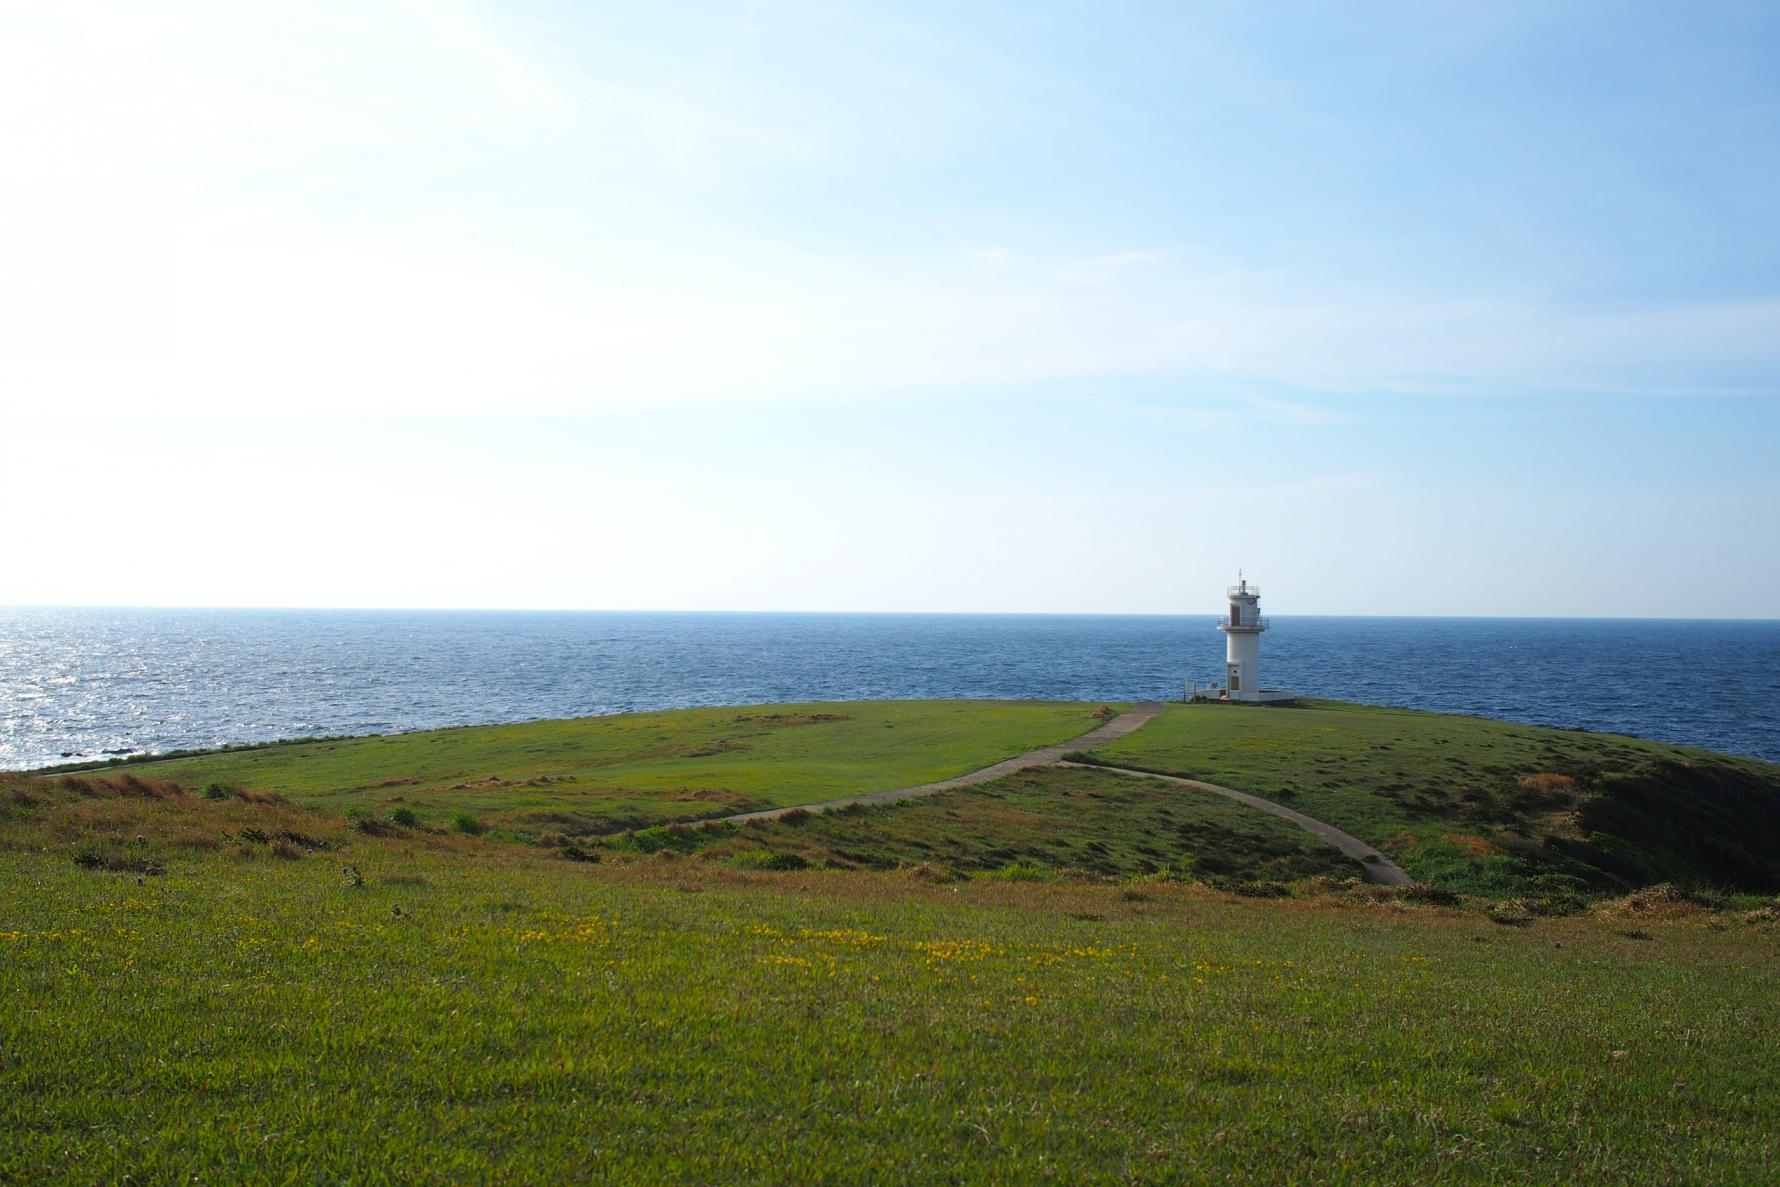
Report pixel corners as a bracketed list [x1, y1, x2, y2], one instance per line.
[1190, 575, 1296, 704]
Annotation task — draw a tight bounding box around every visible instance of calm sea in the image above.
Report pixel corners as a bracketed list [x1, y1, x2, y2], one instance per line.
[1, 608, 1776, 770]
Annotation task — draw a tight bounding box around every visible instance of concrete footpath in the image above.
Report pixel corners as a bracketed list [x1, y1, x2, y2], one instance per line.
[710, 700, 1413, 887]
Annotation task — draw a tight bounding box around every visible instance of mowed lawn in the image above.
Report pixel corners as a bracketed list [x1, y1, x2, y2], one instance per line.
[2, 837, 1776, 1185]
[136, 700, 1119, 833]
[1087, 700, 1780, 896]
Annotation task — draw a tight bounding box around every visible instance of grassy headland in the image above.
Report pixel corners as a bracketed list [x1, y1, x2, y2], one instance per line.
[27, 697, 1780, 901]
[6, 700, 1780, 1181]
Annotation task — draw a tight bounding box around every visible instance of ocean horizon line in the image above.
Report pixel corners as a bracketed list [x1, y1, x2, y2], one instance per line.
[4, 605, 1778, 625]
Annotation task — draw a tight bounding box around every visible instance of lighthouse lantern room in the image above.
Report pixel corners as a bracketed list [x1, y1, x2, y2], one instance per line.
[1193, 574, 1296, 704]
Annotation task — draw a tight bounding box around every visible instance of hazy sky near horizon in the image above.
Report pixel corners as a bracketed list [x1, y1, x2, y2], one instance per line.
[3, 1, 1778, 616]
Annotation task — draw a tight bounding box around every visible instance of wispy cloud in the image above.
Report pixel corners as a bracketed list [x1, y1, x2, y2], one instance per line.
[1244, 396, 1346, 425]
[4, 1, 1778, 427]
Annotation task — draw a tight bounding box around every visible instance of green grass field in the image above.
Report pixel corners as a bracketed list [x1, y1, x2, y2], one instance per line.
[2, 803, 1776, 1185]
[125, 700, 1116, 834]
[1086, 700, 1780, 898]
[7, 700, 1780, 1182]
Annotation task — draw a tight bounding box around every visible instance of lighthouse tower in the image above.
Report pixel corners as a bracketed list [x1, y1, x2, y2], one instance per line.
[1217, 575, 1270, 702]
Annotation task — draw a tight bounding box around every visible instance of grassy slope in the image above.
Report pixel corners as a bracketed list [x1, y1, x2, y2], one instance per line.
[2, 782, 1777, 1185]
[719, 765, 1362, 883]
[132, 700, 1118, 834]
[1087, 700, 1780, 897]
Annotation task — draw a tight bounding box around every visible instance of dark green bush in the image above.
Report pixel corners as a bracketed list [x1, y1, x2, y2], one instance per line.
[613, 824, 711, 854]
[1401, 884, 1462, 906]
[728, 849, 808, 871]
[560, 841, 601, 864]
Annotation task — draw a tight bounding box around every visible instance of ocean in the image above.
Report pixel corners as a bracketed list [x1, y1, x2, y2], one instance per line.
[1, 608, 1776, 770]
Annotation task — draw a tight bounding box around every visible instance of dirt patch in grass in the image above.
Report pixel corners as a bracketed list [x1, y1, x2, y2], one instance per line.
[669, 787, 759, 807]
[732, 712, 851, 726]
[684, 739, 750, 758]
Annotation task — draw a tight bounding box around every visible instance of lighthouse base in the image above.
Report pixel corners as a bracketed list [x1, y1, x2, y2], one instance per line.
[1187, 684, 1298, 705]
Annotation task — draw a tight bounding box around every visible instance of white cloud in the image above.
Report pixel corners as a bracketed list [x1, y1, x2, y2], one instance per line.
[3, 1, 1778, 430]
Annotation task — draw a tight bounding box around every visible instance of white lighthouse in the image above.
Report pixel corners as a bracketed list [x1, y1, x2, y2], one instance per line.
[1193, 574, 1295, 703]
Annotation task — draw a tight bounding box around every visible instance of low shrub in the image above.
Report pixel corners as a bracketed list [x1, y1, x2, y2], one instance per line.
[560, 841, 601, 864]
[56, 772, 186, 800]
[1603, 882, 1730, 917]
[613, 824, 711, 855]
[729, 849, 808, 871]
[388, 807, 420, 829]
[451, 812, 486, 836]
[70, 842, 166, 876]
[1488, 900, 1535, 927]
[1208, 877, 1292, 899]
[1524, 891, 1591, 918]
[2, 782, 40, 809]
[70, 842, 107, 870]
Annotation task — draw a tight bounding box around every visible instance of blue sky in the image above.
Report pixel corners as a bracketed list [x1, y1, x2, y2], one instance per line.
[2, 1, 1776, 615]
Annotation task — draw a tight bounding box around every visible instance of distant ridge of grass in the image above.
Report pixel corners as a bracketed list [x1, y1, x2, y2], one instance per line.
[110, 700, 1121, 837]
[33, 734, 363, 776]
[1088, 698, 1780, 897]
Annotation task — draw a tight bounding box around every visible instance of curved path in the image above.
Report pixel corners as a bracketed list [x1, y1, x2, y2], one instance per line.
[722, 702, 1168, 824]
[714, 701, 1412, 886]
[1058, 761, 1413, 886]
[102, 688, 1403, 884]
